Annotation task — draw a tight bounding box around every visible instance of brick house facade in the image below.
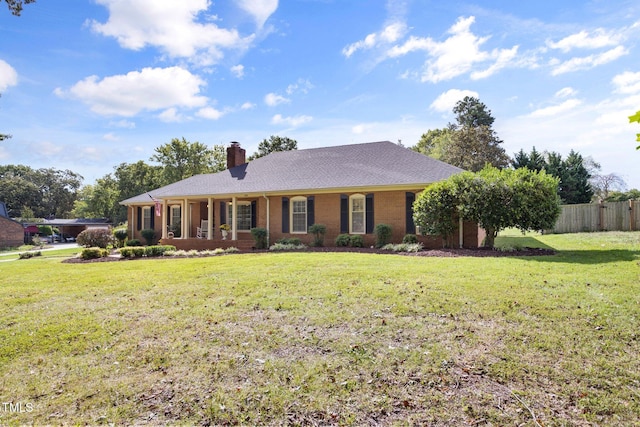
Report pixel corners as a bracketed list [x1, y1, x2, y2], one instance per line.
[0, 202, 24, 248]
[122, 141, 483, 249]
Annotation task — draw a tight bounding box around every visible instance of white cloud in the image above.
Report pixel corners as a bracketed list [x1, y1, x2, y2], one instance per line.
[103, 132, 119, 141]
[352, 124, 367, 134]
[91, 0, 254, 66]
[230, 64, 245, 78]
[387, 16, 520, 83]
[555, 87, 577, 98]
[264, 92, 290, 106]
[109, 119, 136, 129]
[236, 0, 278, 28]
[240, 102, 256, 110]
[430, 89, 479, 112]
[0, 59, 18, 91]
[158, 107, 188, 123]
[342, 21, 407, 57]
[271, 114, 312, 127]
[612, 71, 640, 94]
[286, 78, 314, 95]
[551, 46, 628, 75]
[547, 28, 623, 52]
[528, 99, 582, 118]
[56, 66, 208, 117]
[196, 106, 226, 120]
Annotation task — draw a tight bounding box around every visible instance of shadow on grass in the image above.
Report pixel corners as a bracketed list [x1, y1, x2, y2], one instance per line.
[527, 249, 640, 265]
[495, 235, 640, 264]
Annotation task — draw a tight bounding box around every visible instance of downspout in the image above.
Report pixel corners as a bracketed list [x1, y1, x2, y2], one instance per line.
[207, 197, 213, 240]
[263, 193, 270, 247]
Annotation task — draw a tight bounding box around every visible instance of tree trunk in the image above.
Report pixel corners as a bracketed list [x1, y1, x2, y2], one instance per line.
[484, 227, 497, 248]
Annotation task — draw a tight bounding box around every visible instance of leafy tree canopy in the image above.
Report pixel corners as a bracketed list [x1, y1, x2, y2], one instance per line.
[248, 135, 298, 161]
[3, 0, 34, 16]
[412, 97, 509, 171]
[150, 137, 226, 185]
[414, 166, 561, 248]
[630, 110, 640, 149]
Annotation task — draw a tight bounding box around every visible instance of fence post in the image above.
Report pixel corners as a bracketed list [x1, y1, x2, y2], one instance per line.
[631, 200, 635, 232]
[598, 200, 605, 231]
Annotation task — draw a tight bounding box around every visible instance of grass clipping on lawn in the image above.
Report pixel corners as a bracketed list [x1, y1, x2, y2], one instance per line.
[0, 232, 639, 425]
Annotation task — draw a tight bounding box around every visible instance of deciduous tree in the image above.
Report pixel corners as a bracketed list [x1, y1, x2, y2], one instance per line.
[150, 137, 226, 185]
[3, 0, 34, 16]
[630, 110, 640, 149]
[248, 135, 298, 161]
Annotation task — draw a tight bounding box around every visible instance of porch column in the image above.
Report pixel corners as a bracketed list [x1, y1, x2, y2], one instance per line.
[232, 196, 238, 241]
[207, 198, 214, 239]
[182, 199, 188, 238]
[161, 199, 167, 239]
[264, 195, 270, 247]
[130, 206, 134, 239]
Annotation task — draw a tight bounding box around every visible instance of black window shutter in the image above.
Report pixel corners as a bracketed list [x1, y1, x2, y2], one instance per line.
[366, 193, 374, 234]
[405, 192, 416, 234]
[307, 196, 315, 229]
[220, 202, 226, 226]
[251, 200, 257, 229]
[340, 194, 348, 233]
[150, 209, 155, 230]
[282, 197, 289, 233]
[137, 207, 142, 230]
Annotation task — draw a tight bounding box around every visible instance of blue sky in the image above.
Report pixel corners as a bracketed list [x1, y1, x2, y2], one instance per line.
[1, 0, 639, 188]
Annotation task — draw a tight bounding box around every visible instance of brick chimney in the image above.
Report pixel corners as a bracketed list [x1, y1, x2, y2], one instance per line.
[226, 142, 246, 169]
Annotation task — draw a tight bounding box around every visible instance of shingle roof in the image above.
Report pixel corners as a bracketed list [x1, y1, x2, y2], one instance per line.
[121, 141, 464, 204]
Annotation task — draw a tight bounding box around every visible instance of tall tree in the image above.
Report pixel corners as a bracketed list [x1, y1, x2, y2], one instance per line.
[150, 137, 225, 185]
[3, 0, 34, 16]
[590, 173, 626, 201]
[511, 147, 545, 172]
[453, 96, 495, 128]
[413, 97, 509, 171]
[0, 165, 82, 218]
[248, 135, 298, 161]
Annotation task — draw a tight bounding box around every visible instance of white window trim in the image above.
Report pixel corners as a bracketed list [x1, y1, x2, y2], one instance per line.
[349, 194, 366, 234]
[170, 205, 181, 228]
[228, 201, 252, 232]
[142, 206, 152, 230]
[290, 196, 308, 234]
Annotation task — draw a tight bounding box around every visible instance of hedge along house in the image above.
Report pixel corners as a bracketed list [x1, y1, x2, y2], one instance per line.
[120, 141, 483, 250]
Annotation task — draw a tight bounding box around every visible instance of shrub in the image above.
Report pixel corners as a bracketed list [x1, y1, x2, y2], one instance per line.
[335, 234, 351, 247]
[402, 234, 418, 244]
[270, 243, 307, 251]
[81, 247, 110, 260]
[350, 235, 364, 248]
[276, 237, 302, 246]
[225, 247, 239, 253]
[381, 243, 423, 253]
[141, 229, 157, 246]
[118, 246, 145, 258]
[113, 229, 128, 248]
[250, 227, 269, 249]
[19, 251, 41, 260]
[126, 239, 141, 247]
[374, 223, 393, 248]
[144, 245, 176, 257]
[76, 228, 115, 249]
[308, 224, 326, 247]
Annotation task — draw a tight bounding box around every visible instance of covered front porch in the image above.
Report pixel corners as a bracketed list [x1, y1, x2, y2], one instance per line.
[129, 195, 264, 249]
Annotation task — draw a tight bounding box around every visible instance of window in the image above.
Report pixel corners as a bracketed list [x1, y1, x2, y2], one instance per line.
[142, 207, 152, 230]
[228, 202, 252, 231]
[291, 197, 307, 233]
[170, 205, 181, 229]
[350, 194, 365, 234]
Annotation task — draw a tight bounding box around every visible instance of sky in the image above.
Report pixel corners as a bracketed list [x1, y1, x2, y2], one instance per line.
[1, 0, 639, 189]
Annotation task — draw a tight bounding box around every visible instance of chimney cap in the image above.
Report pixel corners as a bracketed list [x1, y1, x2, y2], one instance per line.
[230, 141, 241, 146]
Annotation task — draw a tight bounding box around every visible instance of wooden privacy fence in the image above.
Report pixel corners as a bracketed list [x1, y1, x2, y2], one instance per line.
[550, 200, 640, 234]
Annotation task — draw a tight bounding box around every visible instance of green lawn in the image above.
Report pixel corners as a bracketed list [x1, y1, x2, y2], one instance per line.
[1, 232, 639, 425]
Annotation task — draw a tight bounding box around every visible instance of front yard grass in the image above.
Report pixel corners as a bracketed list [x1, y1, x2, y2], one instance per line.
[0, 232, 639, 425]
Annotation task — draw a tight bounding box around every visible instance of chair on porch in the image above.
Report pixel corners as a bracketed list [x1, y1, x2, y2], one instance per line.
[197, 220, 209, 239]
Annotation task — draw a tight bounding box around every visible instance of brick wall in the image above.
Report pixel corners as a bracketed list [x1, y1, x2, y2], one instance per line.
[0, 216, 24, 248]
